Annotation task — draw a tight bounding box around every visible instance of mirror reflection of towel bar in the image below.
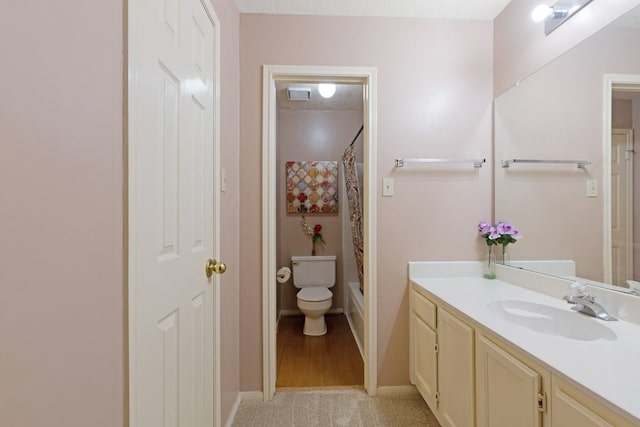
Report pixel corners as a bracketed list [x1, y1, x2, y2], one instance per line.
[501, 159, 590, 169]
[395, 158, 486, 168]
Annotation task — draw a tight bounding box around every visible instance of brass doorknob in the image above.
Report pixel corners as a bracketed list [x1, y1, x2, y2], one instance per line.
[205, 258, 226, 278]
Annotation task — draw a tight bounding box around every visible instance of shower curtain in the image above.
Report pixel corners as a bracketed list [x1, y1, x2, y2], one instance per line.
[342, 143, 364, 291]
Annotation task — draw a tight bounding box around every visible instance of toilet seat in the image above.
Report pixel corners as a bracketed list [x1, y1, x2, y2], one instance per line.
[297, 287, 332, 302]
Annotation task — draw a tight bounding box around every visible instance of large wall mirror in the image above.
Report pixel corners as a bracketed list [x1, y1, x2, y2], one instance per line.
[494, 4, 640, 293]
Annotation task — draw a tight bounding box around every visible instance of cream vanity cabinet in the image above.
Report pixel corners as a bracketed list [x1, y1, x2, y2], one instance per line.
[475, 333, 550, 427]
[551, 374, 635, 427]
[410, 285, 475, 427]
[410, 283, 638, 427]
[409, 286, 438, 409]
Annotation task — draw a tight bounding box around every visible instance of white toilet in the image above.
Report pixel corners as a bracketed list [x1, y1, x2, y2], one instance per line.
[291, 255, 336, 336]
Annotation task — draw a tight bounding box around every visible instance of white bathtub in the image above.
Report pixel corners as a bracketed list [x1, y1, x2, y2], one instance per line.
[346, 282, 364, 359]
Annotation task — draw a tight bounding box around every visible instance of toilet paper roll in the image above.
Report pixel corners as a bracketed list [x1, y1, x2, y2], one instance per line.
[276, 266, 291, 283]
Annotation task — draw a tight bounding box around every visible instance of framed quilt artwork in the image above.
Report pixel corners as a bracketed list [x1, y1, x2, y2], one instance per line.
[286, 161, 338, 213]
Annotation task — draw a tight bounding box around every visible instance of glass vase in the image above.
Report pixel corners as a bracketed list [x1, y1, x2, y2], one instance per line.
[484, 245, 496, 279]
[311, 240, 316, 256]
[501, 244, 510, 265]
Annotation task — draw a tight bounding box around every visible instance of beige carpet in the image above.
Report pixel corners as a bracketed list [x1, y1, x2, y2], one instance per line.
[231, 388, 440, 427]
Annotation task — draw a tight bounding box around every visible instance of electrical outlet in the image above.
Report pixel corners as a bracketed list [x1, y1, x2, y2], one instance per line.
[382, 178, 394, 197]
[586, 178, 598, 197]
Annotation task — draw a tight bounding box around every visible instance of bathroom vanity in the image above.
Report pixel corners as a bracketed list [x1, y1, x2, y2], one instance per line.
[409, 262, 640, 427]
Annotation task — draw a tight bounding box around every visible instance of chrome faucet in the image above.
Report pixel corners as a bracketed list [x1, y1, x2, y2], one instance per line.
[627, 280, 640, 296]
[563, 282, 617, 321]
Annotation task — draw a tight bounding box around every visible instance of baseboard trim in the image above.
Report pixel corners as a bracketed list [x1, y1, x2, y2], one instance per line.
[223, 392, 242, 427]
[279, 308, 344, 317]
[376, 385, 419, 396]
[240, 391, 264, 402]
[278, 309, 300, 317]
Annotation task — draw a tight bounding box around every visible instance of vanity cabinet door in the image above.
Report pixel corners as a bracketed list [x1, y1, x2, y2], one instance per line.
[438, 307, 475, 427]
[476, 334, 541, 427]
[412, 314, 438, 410]
[551, 375, 635, 427]
[410, 288, 438, 410]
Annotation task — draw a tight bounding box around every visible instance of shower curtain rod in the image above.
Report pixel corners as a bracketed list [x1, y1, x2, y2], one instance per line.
[348, 125, 364, 148]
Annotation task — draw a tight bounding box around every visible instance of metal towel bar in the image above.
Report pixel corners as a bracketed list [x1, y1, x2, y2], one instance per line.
[501, 159, 590, 169]
[395, 158, 486, 168]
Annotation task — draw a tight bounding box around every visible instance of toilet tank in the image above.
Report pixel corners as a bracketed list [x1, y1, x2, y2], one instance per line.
[291, 255, 336, 288]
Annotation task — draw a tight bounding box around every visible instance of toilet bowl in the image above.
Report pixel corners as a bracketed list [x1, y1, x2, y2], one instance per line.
[291, 255, 336, 336]
[297, 287, 333, 336]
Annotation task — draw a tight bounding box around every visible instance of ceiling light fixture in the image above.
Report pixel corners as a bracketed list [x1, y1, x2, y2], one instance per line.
[532, 0, 594, 35]
[531, 5, 554, 22]
[318, 83, 336, 98]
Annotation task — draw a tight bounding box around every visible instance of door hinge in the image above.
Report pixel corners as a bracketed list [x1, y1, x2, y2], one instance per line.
[434, 343, 439, 354]
[537, 392, 547, 413]
[435, 391, 440, 406]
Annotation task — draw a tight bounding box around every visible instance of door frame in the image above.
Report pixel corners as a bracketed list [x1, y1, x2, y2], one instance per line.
[127, 0, 222, 425]
[603, 74, 640, 284]
[261, 65, 378, 400]
[611, 127, 634, 284]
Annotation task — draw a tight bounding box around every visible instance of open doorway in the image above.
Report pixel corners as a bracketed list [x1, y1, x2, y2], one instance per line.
[262, 65, 378, 400]
[274, 82, 364, 388]
[604, 75, 640, 288]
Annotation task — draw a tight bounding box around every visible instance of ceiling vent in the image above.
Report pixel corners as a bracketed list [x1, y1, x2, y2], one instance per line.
[287, 88, 311, 101]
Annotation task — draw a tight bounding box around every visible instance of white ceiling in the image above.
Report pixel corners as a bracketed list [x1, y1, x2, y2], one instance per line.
[276, 83, 364, 111]
[234, 0, 513, 20]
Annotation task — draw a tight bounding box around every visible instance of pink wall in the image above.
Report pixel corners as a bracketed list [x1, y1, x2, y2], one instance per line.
[209, 0, 242, 424]
[0, 0, 241, 425]
[494, 0, 640, 96]
[276, 110, 363, 311]
[239, 15, 493, 390]
[0, 1, 125, 425]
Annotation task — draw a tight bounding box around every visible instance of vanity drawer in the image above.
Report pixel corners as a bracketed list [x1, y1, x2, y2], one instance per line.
[413, 290, 437, 329]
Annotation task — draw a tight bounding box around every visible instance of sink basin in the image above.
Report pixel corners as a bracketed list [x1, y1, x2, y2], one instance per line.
[489, 299, 617, 341]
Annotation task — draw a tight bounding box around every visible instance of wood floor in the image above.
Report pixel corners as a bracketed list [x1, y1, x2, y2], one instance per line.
[276, 313, 364, 388]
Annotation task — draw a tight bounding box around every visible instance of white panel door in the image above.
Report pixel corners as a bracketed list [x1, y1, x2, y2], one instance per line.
[611, 129, 634, 286]
[129, 0, 219, 425]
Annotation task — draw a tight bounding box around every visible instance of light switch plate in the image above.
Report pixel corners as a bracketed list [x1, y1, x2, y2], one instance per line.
[382, 178, 394, 197]
[221, 168, 228, 193]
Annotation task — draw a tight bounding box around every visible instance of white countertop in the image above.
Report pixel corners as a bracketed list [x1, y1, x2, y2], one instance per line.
[410, 276, 640, 423]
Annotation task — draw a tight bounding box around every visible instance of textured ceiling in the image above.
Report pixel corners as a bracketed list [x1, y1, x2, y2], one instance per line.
[234, 0, 513, 20]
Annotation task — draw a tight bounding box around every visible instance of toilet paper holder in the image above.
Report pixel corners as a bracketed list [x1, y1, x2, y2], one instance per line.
[276, 266, 291, 283]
